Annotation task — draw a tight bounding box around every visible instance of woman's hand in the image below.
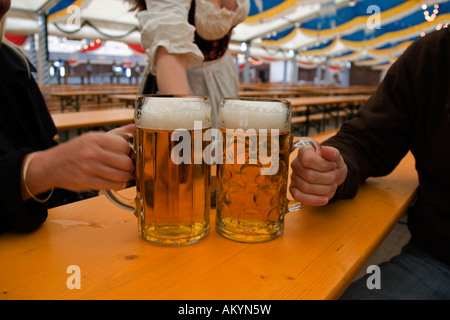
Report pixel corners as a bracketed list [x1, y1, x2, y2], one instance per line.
[21, 124, 135, 200]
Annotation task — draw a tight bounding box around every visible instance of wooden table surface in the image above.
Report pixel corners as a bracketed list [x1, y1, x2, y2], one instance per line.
[108, 94, 371, 109]
[46, 89, 138, 97]
[289, 95, 370, 109]
[240, 84, 376, 96]
[51, 108, 135, 131]
[42, 85, 138, 112]
[109, 94, 137, 107]
[238, 90, 303, 98]
[40, 84, 138, 95]
[288, 95, 370, 135]
[0, 131, 418, 300]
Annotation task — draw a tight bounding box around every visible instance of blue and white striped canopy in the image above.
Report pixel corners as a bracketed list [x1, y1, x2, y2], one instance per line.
[237, 0, 450, 67]
[8, 0, 450, 68]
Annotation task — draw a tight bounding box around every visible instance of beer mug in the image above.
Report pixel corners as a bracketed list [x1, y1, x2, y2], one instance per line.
[105, 95, 212, 246]
[215, 97, 319, 243]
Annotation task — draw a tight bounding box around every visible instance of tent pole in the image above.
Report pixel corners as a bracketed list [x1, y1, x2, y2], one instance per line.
[291, 51, 298, 84]
[315, 65, 321, 85]
[37, 14, 50, 87]
[282, 60, 287, 85]
[27, 34, 38, 77]
[243, 41, 250, 84]
[324, 57, 330, 85]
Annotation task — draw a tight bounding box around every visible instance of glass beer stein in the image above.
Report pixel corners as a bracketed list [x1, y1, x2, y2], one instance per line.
[215, 97, 319, 243]
[105, 95, 212, 246]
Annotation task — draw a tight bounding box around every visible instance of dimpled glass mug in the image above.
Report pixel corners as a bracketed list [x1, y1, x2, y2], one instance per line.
[215, 97, 319, 243]
[105, 95, 212, 246]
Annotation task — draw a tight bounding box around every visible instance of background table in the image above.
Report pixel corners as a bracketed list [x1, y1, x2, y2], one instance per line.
[0, 132, 418, 300]
[51, 108, 135, 131]
[108, 94, 136, 108]
[41, 84, 138, 112]
[289, 95, 370, 135]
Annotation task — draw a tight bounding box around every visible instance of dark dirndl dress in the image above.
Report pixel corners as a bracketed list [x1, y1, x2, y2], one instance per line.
[141, 0, 232, 94]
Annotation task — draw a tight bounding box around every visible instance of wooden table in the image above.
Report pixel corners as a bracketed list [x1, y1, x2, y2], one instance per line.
[109, 94, 137, 108]
[0, 131, 418, 300]
[42, 86, 138, 112]
[240, 84, 376, 96]
[309, 87, 376, 96]
[238, 90, 303, 98]
[289, 95, 370, 110]
[240, 84, 320, 92]
[289, 95, 371, 135]
[51, 108, 135, 141]
[52, 108, 135, 131]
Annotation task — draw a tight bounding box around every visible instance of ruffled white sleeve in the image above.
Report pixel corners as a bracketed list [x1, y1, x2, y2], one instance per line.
[137, 0, 204, 74]
[195, 0, 250, 41]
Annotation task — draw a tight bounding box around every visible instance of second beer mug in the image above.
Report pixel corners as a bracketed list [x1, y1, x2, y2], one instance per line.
[216, 97, 319, 243]
[105, 95, 212, 246]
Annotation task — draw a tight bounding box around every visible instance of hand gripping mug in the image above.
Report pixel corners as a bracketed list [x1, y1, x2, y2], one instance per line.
[105, 95, 212, 246]
[215, 97, 320, 243]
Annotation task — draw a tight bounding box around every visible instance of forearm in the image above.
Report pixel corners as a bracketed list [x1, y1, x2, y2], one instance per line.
[155, 46, 190, 94]
[20, 151, 57, 201]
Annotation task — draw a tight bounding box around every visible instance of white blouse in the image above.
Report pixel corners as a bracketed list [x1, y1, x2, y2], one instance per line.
[137, 0, 250, 74]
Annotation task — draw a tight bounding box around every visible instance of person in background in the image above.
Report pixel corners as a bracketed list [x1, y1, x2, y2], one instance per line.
[126, 0, 250, 126]
[289, 27, 450, 299]
[0, 0, 135, 234]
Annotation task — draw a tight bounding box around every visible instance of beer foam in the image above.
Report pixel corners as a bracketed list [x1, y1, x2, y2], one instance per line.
[135, 97, 211, 129]
[218, 99, 289, 130]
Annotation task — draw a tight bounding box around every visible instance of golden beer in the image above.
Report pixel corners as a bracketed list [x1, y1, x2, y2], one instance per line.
[104, 95, 212, 246]
[216, 98, 294, 243]
[216, 129, 292, 242]
[135, 127, 210, 245]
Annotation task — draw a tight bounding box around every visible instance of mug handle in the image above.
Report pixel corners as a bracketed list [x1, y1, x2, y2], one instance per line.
[104, 189, 136, 214]
[103, 132, 137, 216]
[287, 137, 322, 212]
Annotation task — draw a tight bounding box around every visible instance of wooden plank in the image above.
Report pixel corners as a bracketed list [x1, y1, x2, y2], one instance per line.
[51, 108, 134, 131]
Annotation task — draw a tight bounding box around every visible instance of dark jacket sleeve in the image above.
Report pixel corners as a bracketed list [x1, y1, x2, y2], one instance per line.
[0, 44, 54, 234]
[320, 29, 450, 265]
[322, 36, 419, 200]
[0, 149, 48, 233]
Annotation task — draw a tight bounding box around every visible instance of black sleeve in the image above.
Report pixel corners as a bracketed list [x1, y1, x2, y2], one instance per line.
[0, 44, 54, 233]
[322, 34, 421, 199]
[0, 149, 48, 234]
